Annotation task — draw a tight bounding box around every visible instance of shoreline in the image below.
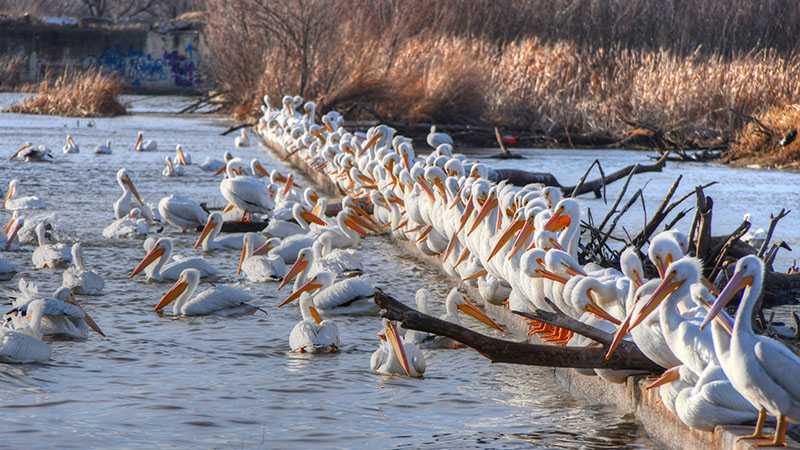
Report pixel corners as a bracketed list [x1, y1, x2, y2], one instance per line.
[257, 130, 798, 450]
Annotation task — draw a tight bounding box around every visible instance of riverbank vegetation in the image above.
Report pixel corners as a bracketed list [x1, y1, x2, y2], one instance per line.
[205, 0, 800, 158]
[5, 70, 126, 117]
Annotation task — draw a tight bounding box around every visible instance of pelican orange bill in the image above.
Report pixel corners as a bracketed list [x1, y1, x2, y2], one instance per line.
[544, 209, 570, 232]
[194, 217, 218, 249]
[279, 278, 323, 307]
[699, 270, 753, 331]
[488, 219, 524, 261]
[301, 210, 327, 226]
[384, 321, 411, 376]
[457, 300, 504, 331]
[467, 196, 498, 237]
[155, 279, 188, 311]
[628, 271, 682, 331]
[130, 245, 165, 278]
[507, 219, 535, 261]
[645, 366, 681, 390]
[278, 257, 309, 290]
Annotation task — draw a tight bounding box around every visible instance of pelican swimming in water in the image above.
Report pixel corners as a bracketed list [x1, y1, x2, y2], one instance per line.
[174, 144, 191, 165]
[237, 234, 286, 282]
[289, 293, 340, 353]
[371, 319, 425, 377]
[426, 125, 453, 150]
[62, 135, 79, 154]
[408, 288, 504, 349]
[9, 143, 53, 162]
[162, 156, 184, 177]
[103, 208, 150, 239]
[113, 168, 145, 219]
[220, 159, 275, 221]
[95, 140, 112, 155]
[701, 255, 800, 447]
[134, 131, 157, 152]
[279, 271, 377, 316]
[235, 128, 250, 148]
[61, 242, 105, 295]
[6, 282, 105, 340]
[194, 212, 245, 252]
[4, 179, 46, 211]
[200, 151, 233, 172]
[157, 194, 208, 232]
[130, 237, 217, 282]
[154, 268, 256, 316]
[32, 222, 71, 269]
[0, 299, 51, 363]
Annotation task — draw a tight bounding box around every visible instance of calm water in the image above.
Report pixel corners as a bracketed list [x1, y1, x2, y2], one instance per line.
[0, 101, 655, 449]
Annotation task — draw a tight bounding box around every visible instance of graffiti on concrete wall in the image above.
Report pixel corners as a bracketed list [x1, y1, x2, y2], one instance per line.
[81, 42, 197, 89]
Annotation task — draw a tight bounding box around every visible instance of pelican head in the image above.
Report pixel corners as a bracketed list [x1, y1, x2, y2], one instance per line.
[446, 288, 504, 331]
[195, 212, 223, 249]
[4, 179, 19, 208]
[279, 271, 335, 307]
[648, 231, 685, 278]
[620, 247, 644, 289]
[545, 249, 586, 278]
[521, 248, 568, 283]
[544, 199, 579, 232]
[700, 255, 762, 330]
[131, 238, 171, 278]
[155, 268, 201, 312]
[629, 257, 702, 330]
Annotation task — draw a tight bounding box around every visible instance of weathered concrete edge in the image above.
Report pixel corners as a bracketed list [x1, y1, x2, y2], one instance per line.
[258, 135, 795, 450]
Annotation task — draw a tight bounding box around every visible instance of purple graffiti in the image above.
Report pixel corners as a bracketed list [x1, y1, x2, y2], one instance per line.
[161, 50, 195, 88]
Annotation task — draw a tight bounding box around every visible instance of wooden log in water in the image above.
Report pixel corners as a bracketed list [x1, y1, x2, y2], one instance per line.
[374, 289, 662, 371]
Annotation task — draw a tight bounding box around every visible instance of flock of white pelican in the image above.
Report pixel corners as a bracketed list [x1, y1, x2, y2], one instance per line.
[2, 93, 798, 446]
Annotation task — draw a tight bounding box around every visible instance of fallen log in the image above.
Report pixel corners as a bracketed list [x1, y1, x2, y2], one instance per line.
[374, 289, 662, 371]
[492, 153, 668, 198]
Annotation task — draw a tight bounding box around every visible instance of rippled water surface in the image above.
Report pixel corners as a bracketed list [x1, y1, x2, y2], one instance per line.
[0, 99, 656, 449]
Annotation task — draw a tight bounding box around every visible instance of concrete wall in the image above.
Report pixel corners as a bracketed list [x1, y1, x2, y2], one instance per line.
[0, 17, 206, 94]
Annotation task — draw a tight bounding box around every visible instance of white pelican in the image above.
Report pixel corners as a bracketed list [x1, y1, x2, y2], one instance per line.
[0, 300, 50, 363]
[701, 255, 800, 447]
[408, 288, 503, 349]
[647, 364, 757, 431]
[200, 151, 232, 172]
[103, 208, 149, 239]
[7, 284, 105, 340]
[32, 223, 71, 269]
[220, 159, 274, 221]
[262, 203, 327, 239]
[4, 179, 46, 211]
[130, 238, 216, 282]
[154, 268, 256, 316]
[162, 156, 184, 177]
[9, 143, 53, 162]
[237, 234, 286, 282]
[113, 169, 145, 219]
[371, 319, 425, 377]
[157, 195, 208, 232]
[194, 212, 245, 252]
[278, 242, 361, 287]
[426, 125, 453, 149]
[62, 134, 79, 154]
[289, 293, 340, 353]
[235, 128, 250, 148]
[279, 271, 377, 316]
[134, 131, 157, 151]
[175, 144, 191, 165]
[61, 243, 105, 295]
[0, 256, 17, 281]
[95, 140, 112, 155]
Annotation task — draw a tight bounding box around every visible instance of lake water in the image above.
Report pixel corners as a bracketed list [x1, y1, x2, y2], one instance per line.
[0, 97, 656, 449]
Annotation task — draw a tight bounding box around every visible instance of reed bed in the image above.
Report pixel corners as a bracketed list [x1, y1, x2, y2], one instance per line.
[207, 0, 800, 162]
[5, 70, 126, 117]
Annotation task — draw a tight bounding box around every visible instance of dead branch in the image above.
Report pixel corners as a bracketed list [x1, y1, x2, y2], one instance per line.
[374, 289, 662, 371]
[757, 208, 791, 258]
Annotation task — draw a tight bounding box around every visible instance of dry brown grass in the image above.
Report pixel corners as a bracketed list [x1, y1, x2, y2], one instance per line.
[206, 0, 800, 161]
[5, 69, 126, 117]
[0, 54, 27, 90]
[727, 105, 800, 168]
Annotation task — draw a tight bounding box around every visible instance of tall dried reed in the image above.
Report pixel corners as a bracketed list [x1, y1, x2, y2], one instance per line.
[5, 69, 126, 117]
[206, 0, 800, 160]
